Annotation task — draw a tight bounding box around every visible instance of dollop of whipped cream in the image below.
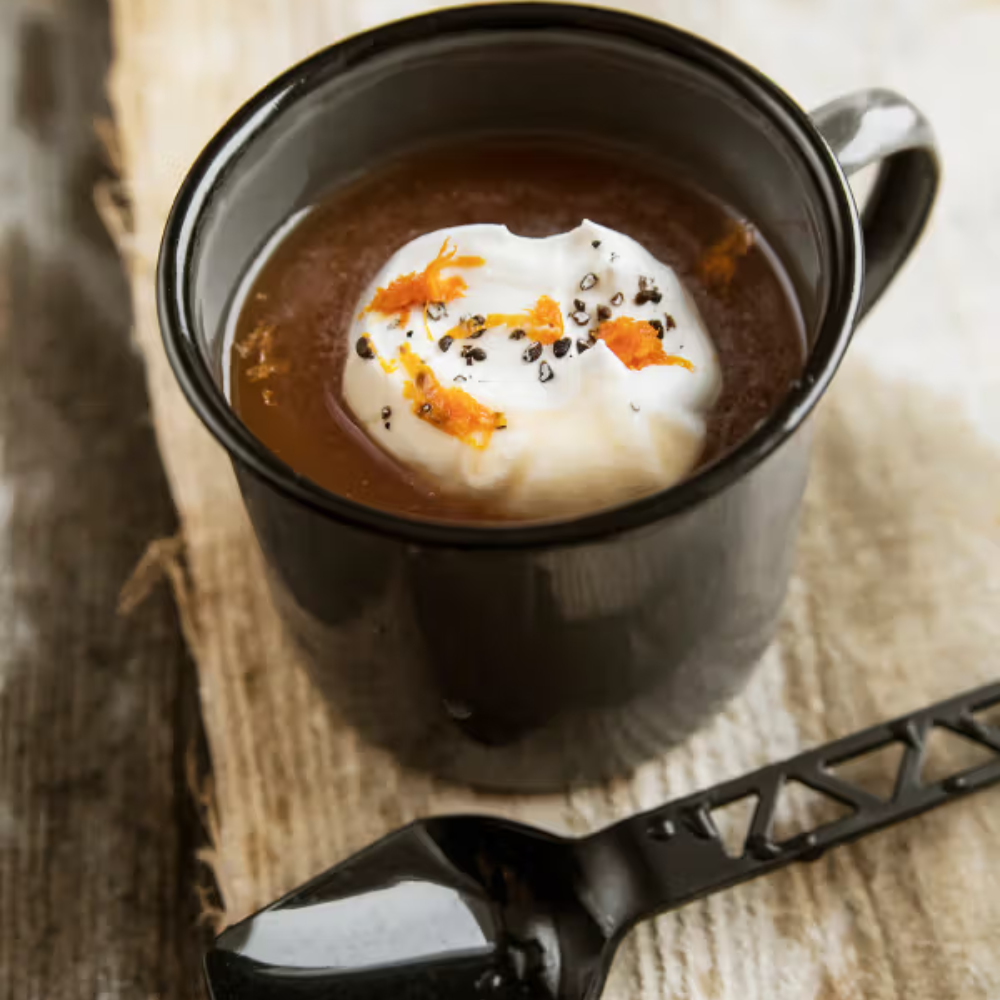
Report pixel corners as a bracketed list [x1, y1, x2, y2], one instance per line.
[343, 221, 721, 518]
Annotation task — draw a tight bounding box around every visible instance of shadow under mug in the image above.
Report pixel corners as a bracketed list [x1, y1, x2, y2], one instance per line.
[158, 4, 939, 791]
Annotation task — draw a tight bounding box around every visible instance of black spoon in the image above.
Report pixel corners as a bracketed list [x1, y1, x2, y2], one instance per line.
[206, 682, 1000, 1000]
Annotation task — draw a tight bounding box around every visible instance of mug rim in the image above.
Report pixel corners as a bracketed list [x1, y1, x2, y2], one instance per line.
[157, 1, 863, 551]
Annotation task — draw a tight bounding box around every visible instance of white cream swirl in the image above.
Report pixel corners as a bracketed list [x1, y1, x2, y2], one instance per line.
[343, 221, 720, 518]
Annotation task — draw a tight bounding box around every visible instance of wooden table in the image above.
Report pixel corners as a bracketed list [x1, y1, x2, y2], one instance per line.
[0, 0, 205, 997]
[5, 1, 1000, 998]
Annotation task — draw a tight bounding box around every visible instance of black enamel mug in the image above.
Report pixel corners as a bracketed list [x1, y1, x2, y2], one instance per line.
[158, 4, 938, 790]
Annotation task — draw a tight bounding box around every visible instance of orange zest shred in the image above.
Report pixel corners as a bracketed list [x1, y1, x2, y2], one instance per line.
[596, 316, 695, 372]
[398, 344, 505, 448]
[698, 221, 754, 287]
[237, 324, 290, 383]
[521, 294, 564, 344]
[364, 238, 484, 324]
[445, 294, 565, 344]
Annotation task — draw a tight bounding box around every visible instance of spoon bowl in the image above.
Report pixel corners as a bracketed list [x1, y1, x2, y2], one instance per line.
[206, 817, 611, 999]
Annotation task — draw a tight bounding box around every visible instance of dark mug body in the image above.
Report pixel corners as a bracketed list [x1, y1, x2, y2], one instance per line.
[158, 4, 938, 790]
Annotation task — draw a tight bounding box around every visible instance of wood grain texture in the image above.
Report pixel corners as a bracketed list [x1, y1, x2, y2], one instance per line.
[107, 1, 1000, 996]
[0, 0, 206, 997]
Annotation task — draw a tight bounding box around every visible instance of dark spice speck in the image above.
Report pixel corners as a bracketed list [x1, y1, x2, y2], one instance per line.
[635, 275, 663, 306]
[438, 335, 454, 353]
[381, 405, 392, 420]
[356, 336, 375, 360]
[539, 361, 555, 383]
[384, 422, 391, 430]
[596, 304, 612, 322]
[523, 341, 543, 363]
[553, 337, 571, 359]
[462, 314, 487, 337]
[630, 402, 641, 413]
[573, 298, 586, 312]
[470, 347, 487, 362]
[592, 239, 602, 248]
[664, 313, 677, 330]
[406, 330, 414, 338]
[420, 403, 432, 415]
[510, 328, 526, 340]
[649, 319, 664, 338]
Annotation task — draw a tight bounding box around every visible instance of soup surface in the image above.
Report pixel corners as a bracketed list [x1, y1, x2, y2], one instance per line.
[230, 139, 805, 522]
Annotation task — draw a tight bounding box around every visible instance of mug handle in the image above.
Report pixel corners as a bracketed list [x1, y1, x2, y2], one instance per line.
[811, 89, 940, 318]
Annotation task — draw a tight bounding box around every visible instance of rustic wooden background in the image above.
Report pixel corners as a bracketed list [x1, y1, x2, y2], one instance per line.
[5, 0, 1000, 998]
[0, 0, 205, 997]
[107, 1, 1000, 997]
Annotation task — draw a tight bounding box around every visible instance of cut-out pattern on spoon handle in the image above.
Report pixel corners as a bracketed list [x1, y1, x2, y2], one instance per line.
[587, 681, 1000, 933]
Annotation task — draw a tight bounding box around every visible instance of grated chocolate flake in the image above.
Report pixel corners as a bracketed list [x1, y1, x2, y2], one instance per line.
[509, 328, 526, 340]
[596, 304, 612, 322]
[426, 302, 446, 321]
[580, 273, 598, 291]
[664, 313, 677, 331]
[438, 335, 454, 352]
[523, 341, 543, 363]
[576, 338, 592, 354]
[539, 361, 555, 383]
[356, 336, 375, 360]
[611, 292, 624, 307]
[381, 405, 392, 420]
[570, 309, 590, 326]
[553, 337, 571, 359]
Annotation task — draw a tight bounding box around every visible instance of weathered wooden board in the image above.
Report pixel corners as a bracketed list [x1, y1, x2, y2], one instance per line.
[108, 1, 1000, 996]
[0, 0, 204, 997]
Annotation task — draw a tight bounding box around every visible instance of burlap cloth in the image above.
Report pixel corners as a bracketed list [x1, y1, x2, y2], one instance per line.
[108, 1, 1000, 996]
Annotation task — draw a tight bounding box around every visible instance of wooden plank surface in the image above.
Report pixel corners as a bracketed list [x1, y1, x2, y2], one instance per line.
[0, 0, 205, 997]
[108, 1, 1000, 997]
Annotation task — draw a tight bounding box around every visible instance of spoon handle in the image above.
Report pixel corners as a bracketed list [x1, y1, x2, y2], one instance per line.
[591, 681, 1000, 929]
